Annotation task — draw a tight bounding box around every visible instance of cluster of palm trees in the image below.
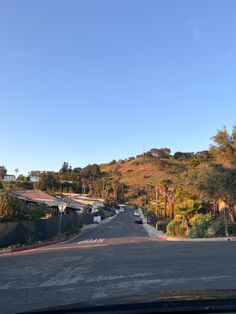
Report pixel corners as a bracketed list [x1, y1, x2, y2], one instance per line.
[81, 167, 125, 205]
[145, 179, 176, 220]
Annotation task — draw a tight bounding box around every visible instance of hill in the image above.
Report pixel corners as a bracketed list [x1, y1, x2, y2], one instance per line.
[100, 153, 188, 191]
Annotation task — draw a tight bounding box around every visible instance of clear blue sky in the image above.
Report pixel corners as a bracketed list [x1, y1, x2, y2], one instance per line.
[1, 0, 236, 175]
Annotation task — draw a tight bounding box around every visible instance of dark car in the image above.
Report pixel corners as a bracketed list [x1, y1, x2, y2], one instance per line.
[135, 217, 143, 224]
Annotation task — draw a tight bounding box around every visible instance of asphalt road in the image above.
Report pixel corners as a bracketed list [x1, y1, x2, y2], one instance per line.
[1, 208, 236, 313]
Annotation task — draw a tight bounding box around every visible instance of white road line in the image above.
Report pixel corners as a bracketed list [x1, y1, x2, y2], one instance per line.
[78, 238, 105, 244]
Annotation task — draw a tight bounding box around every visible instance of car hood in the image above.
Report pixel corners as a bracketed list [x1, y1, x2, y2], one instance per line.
[21, 290, 236, 313]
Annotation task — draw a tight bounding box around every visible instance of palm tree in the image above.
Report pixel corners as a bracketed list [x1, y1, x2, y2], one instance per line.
[111, 167, 121, 205]
[15, 168, 19, 179]
[159, 179, 172, 218]
[81, 178, 86, 194]
[175, 200, 201, 235]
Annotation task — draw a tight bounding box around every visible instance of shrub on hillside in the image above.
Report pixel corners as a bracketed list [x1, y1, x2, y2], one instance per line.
[189, 213, 212, 238]
[207, 220, 225, 237]
[166, 219, 188, 238]
[189, 214, 227, 238]
[228, 223, 236, 236]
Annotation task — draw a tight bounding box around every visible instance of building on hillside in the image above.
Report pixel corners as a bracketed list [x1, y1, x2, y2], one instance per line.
[13, 189, 60, 218]
[91, 201, 105, 213]
[15, 189, 59, 207]
[62, 196, 87, 213]
[29, 176, 40, 182]
[68, 195, 105, 213]
[14, 189, 89, 217]
[3, 174, 16, 182]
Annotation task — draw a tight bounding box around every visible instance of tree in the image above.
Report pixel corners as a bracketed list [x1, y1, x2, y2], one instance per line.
[15, 168, 19, 179]
[200, 164, 236, 223]
[111, 167, 122, 204]
[36, 172, 59, 191]
[210, 126, 236, 166]
[28, 170, 41, 176]
[0, 165, 7, 180]
[159, 179, 173, 218]
[59, 162, 70, 173]
[150, 148, 171, 158]
[80, 164, 101, 179]
[167, 200, 202, 236]
[174, 152, 194, 159]
[0, 190, 13, 221]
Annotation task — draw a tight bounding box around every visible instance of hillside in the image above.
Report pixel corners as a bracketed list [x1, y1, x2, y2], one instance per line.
[100, 154, 188, 190]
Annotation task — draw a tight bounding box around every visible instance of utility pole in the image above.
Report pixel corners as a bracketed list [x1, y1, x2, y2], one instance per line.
[155, 185, 158, 217]
[102, 178, 105, 199]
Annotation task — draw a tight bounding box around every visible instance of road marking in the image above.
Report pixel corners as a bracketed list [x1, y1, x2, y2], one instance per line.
[78, 238, 105, 244]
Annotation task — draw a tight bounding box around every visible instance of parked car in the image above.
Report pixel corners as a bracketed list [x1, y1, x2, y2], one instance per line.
[135, 217, 143, 224]
[134, 211, 140, 217]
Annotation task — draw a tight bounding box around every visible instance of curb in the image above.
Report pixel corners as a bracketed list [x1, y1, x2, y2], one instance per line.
[157, 236, 236, 242]
[157, 235, 168, 241]
[10, 239, 65, 253]
[0, 248, 11, 256]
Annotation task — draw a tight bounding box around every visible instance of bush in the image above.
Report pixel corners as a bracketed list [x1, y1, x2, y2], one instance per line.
[189, 213, 212, 238]
[158, 223, 167, 233]
[228, 223, 236, 236]
[166, 219, 188, 238]
[189, 214, 227, 238]
[207, 220, 225, 237]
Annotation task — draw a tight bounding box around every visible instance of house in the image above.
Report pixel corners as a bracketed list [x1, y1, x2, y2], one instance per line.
[3, 174, 16, 182]
[29, 176, 40, 182]
[66, 195, 105, 213]
[91, 201, 104, 213]
[62, 196, 86, 213]
[14, 189, 60, 207]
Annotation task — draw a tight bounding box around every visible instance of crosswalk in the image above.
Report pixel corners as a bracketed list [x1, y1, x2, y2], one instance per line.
[78, 238, 105, 244]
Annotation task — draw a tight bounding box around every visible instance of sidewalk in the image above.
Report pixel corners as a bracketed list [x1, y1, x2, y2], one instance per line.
[138, 208, 166, 239]
[138, 208, 236, 242]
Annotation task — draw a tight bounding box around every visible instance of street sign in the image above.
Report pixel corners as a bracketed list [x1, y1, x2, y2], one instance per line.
[58, 201, 67, 213]
[58, 201, 67, 234]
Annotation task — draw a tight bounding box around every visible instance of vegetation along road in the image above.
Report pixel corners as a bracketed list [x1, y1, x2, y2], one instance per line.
[1, 208, 236, 313]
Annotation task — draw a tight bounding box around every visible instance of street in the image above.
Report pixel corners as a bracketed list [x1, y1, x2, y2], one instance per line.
[1, 208, 236, 313]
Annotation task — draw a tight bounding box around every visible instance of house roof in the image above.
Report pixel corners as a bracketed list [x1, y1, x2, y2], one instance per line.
[14, 189, 59, 206]
[63, 197, 86, 209]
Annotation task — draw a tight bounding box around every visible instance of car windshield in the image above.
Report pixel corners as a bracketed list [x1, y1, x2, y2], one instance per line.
[1, 0, 236, 313]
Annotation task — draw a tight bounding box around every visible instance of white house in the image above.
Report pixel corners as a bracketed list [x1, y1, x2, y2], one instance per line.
[92, 202, 104, 213]
[29, 176, 40, 182]
[3, 174, 16, 182]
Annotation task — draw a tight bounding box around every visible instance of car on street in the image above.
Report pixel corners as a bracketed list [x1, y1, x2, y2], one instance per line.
[135, 217, 143, 224]
[134, 211, 140, 217]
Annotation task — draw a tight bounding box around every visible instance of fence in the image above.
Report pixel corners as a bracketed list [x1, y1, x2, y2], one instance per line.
[0, 213, 93, 248]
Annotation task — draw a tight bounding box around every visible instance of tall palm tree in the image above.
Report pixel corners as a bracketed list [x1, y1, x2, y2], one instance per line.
[159, 179, 172, 218]
[15, 168, 19, 179]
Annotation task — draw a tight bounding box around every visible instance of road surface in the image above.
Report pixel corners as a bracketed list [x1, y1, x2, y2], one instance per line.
[1, 208, 236, 313]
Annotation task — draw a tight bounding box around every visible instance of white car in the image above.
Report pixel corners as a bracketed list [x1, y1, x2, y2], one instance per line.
[119, 208, 125, 213]
[134, 211, 140, 217]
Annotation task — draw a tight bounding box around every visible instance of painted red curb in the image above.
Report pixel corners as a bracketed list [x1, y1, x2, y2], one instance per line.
[11, 239, 63, 253]
[157, 235, 168, 241]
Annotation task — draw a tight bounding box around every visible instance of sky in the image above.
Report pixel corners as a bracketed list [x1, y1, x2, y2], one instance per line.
[1, 0, 236, 175]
